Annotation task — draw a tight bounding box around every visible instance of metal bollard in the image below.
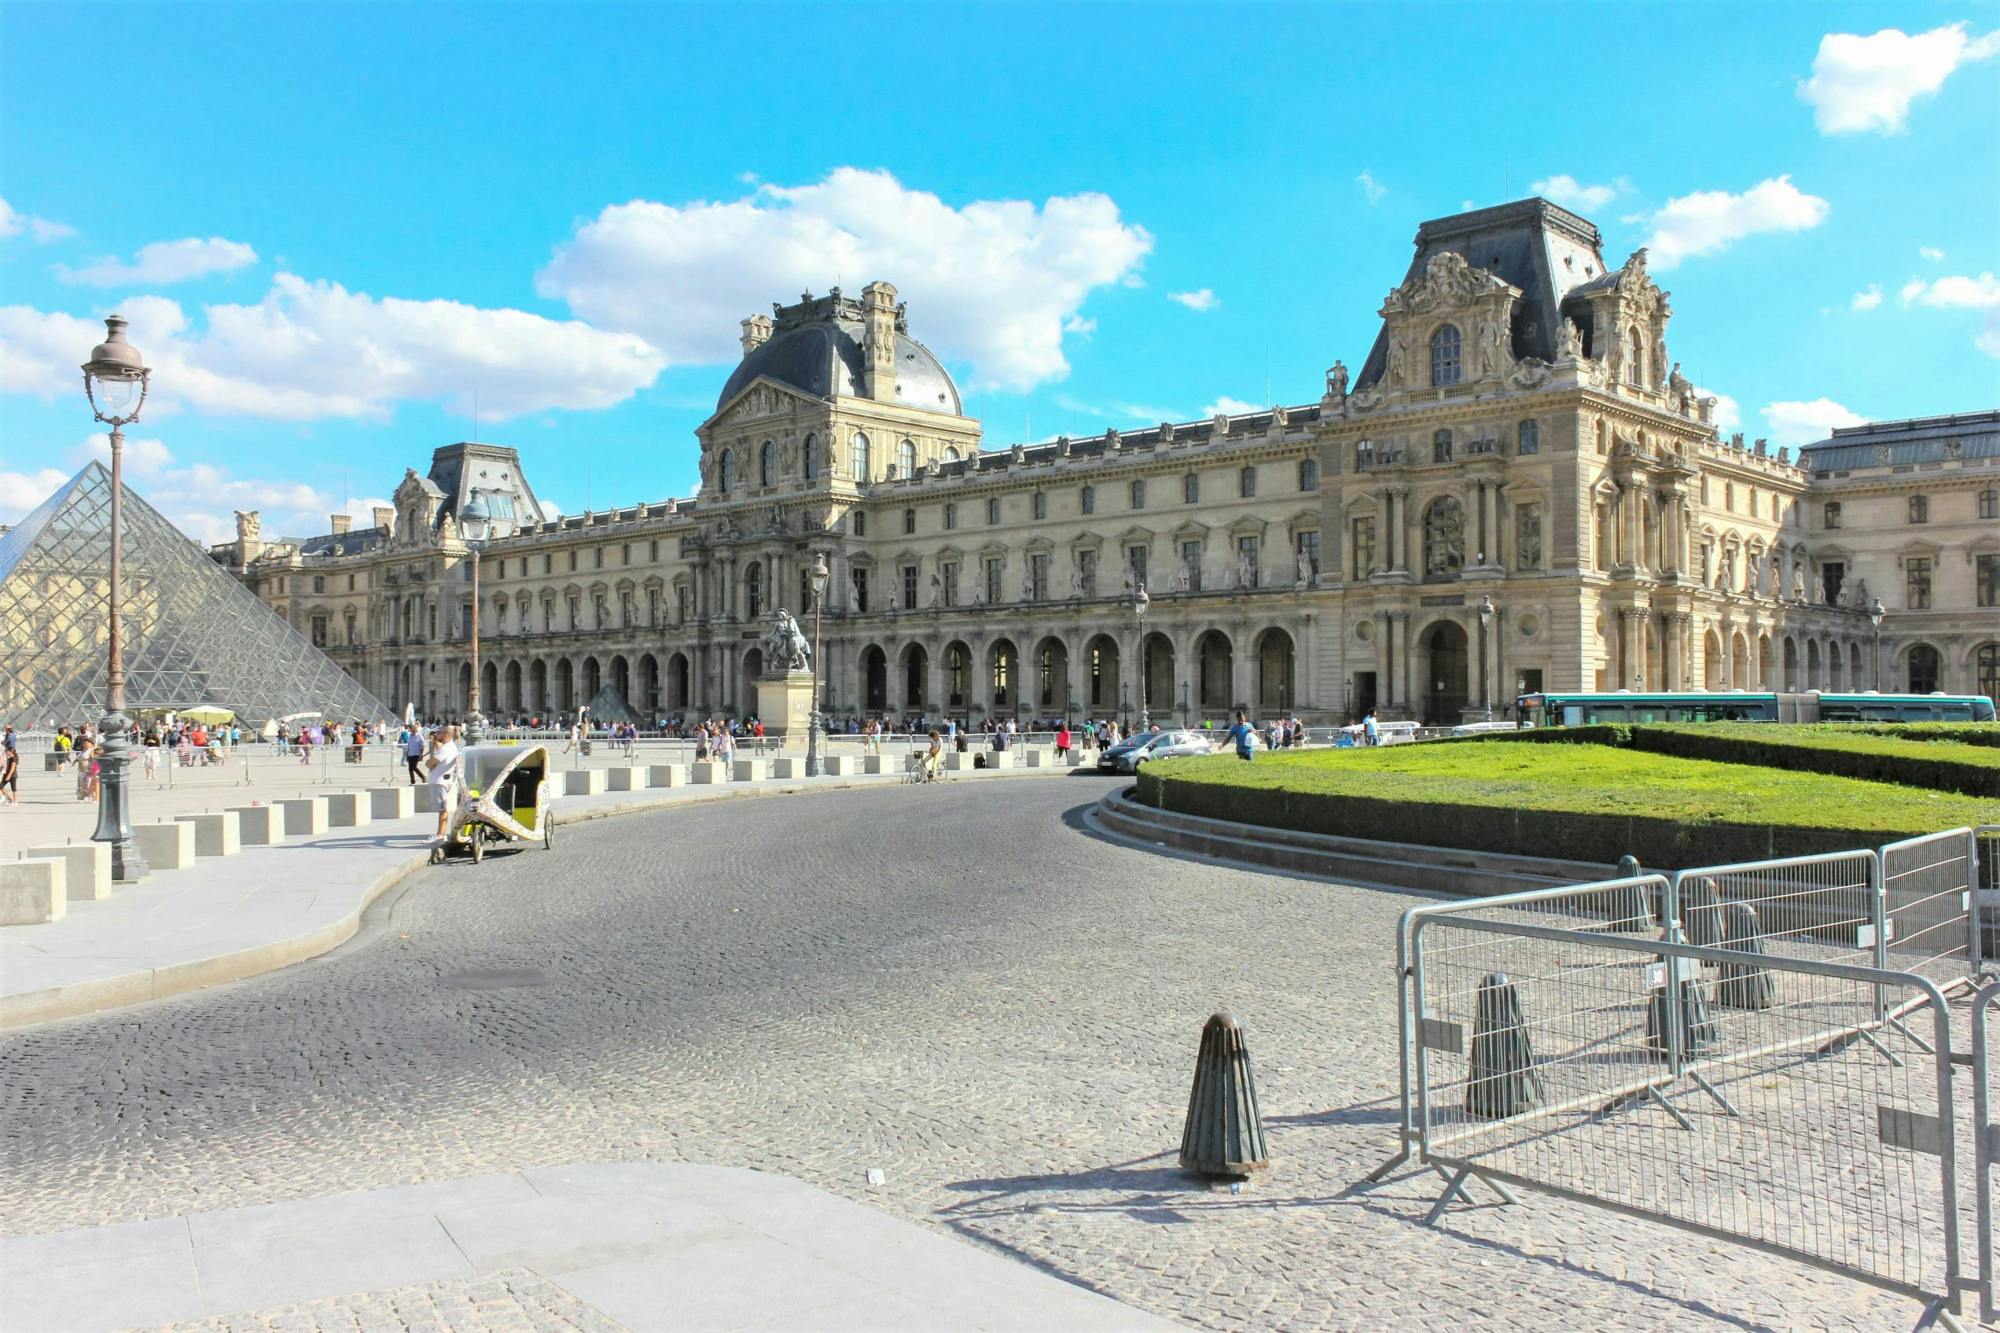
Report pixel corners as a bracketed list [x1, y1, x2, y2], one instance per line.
[1465, 972, 1543, 1120]
[1715, 902, 1778, 1010]
[1179, 1012, 1269, 1178]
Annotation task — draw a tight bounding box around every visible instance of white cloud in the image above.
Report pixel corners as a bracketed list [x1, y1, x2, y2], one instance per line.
[536, 167, 1152, 394]
[1798, 23, 2000, 135]
[69, 433, 175, 478]
[1695, 388, 1742, 433]
[1168, 288, 1219, 312]
[1851, 284, 1883, 311]
[0, 196, 75, 243]
[1920, 246, 1946, 261]
[1642, 176, 1830, 269]
[1763, 397, 1866, 445]
[1355, 171, 1386, 204]
[0, 276, 665, 421]
[1202, 396, 1262, 417]
[1530, 174, 1624, 211]
[1063, 315, 1097, 337]
[62, 237, 259, 287]
[0, 467, 70, 525]
[1899, 272, 2000, 308]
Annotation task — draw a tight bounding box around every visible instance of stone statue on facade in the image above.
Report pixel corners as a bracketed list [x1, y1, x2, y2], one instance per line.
[1235, 550, 1256, 590]
[928, 573, 943, 609]
[1853, 578, 1869, 611]
[884, 578, 900, 612]
[1324, 360, 1349, 400]
[1294, 558, 1313, 588]
[764, 609, 810, 673]
[235, 510, 261, 542]
[1557, 318, 1583, 361]
[1069, 565, 1084, 598]
[1387, 327, 1410, 387]
[1172, 561, 1191, 593]
[1667, 362, 1693, 414]
[1477, 314, 1505, 375]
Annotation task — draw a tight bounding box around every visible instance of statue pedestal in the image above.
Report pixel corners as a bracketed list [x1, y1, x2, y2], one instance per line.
[755, 671, 816, 752]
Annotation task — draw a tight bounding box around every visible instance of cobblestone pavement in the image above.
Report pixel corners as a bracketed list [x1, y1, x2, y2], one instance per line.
[148, 1268, 625, 1333]
[0, 778, 1961, 1330]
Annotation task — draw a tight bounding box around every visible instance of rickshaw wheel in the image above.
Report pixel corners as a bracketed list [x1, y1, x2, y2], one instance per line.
[543, 813, 555, 850]
[470, 825, 485, 864]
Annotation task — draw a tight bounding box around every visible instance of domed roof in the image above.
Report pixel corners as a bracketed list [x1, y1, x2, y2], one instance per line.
[715, 295, 961, 416]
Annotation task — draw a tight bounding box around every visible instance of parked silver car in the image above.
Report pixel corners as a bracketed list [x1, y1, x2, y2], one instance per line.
[1104, 728, 1214, 773]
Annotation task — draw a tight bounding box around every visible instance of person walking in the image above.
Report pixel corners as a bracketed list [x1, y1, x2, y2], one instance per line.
[1055, 722, 1072, 760]
[715, 724, 736, 766]
[1, 725, 18, 806]
[403, 725, 426, 784]
[426, 726, 463, 846]
[1363, 709, 1379, 747]
[1226, 709, 1256, 762]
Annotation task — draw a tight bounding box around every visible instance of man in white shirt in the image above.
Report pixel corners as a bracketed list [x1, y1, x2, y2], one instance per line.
[427, 726, 462, 845]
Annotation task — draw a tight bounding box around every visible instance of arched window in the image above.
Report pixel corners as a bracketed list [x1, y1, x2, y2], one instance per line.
[1979, 488, 1998, 520]
[1517, 419, 1540, 455]
[1978, 642, 1999, 709]
[1433, 429, 1453, 463]
[899, 439, 917, 477]
[759, 440, 775, 488]
[802, 432, 818, 481]
[744, 562, 763, 618]
[1430, 325, 1462, 386]
[944, 445, 961, 462]
[1627, 328, 1644, 385]
[1907, 643, 1941, 694]
[718, 449, 734, 491]
[902, 507, 916, 535]
[1422, 496, 1465, 577]
[849, 432, 871, 480]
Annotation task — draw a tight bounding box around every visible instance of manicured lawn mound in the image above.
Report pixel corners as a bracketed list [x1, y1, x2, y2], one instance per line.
[1136, 744, 1999, 868]
[1629, 723, 2000, 797]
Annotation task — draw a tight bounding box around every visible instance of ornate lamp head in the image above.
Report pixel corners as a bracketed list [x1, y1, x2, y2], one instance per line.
[82, 314, 150, 418]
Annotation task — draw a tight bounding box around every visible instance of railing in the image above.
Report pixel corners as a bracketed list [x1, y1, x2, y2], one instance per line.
[1973, 980, 1999, 1325]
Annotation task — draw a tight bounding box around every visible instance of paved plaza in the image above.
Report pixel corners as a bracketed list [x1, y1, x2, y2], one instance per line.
[0, 778, 1961, 1330]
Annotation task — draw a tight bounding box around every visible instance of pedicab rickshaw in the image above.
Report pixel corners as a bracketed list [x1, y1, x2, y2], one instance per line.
[434, 743, 557, 864]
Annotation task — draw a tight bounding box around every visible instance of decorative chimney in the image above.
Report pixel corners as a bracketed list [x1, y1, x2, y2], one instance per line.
[860, 280, 899, 402]
[372, 506, 396, 534]
[739, 313, 774, 355]
[329, 513, 352, 535]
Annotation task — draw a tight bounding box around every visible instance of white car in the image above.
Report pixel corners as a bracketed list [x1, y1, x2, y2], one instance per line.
[1111, 729, 1215, 772]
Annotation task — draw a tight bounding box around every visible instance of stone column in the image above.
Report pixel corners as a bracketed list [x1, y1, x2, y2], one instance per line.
[1400, 612, 1415, 713]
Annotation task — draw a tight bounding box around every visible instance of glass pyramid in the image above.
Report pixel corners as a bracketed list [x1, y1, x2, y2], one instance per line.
[0, 461, 394, 730]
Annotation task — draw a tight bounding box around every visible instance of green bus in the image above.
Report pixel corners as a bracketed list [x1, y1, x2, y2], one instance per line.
[1516, 690, 1998, 728]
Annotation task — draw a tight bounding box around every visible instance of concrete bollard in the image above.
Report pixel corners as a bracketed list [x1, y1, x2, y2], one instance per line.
[945, 752, 975, 772]
[1465, 972, 1544, 1120]
[1715, 903, 1778, 1010]
[174, 811, 242, 857]
[1679, 875, 1726, 955]
[771, 756, 806, 779]
[861, 753, 888, 775]
[646, 764, 685, 788]
[1064, 750, 1086, 767]
[26, 843, 112, 901]
[1607, 854, 1654, 932]
[822, 754, 854, 776]
[413, 784, 443, 813]
[1646, 965, 1722, 1059]
[1179, 1012, 1270, 1178]
[563, 769, 606, 796]
[368, 787, 415, 820]
[278, 797, 329, 836]
[135, 820, 197, 870]
[0, 858, 67, 924]
[731, 758, 769, 782]
[227, 805, 287, 847]
[607, 766, 649, 792]
[324, 793, 372, 829]
[691, 760, 728, 785]
[1025, 749, 1052, 769]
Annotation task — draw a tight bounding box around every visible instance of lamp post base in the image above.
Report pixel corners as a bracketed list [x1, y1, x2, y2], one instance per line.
[464, 711, 486, 746]
[90, 710, 149, 883]
[805, 707, 822, 777]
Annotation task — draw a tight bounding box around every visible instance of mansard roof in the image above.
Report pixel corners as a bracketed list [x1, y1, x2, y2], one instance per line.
[1800, 410, 2000, 472]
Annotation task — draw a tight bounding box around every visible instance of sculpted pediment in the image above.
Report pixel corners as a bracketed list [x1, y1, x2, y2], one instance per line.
[710, 378, 817, 430]
[1382, 251, 1517, 317]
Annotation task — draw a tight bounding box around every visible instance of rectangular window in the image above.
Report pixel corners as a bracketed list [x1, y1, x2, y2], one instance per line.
[1821, 561, 1845, 606]
[984, 558, 1004, 604]
[1297, 458, 1319, 491]
[1978, 553, 1999, 608]
[1181, 540, 1204, 592]
[1184, 473, 1200, 504]
[1239, 467, 1256, 498]
[1033, 492, 1047, 520]
[1127, 544, 1148, 589]
[676, 586, 690, 623]
[1130, 479, 1146, 510]
[903, 508, 916, 535]
[1907, 557, 1932, 609]
[1353, 517, 1377, 577]
[902, 564, 918, 608]
[941, 561, 959, 607]
[1080, 485, 1095, 515]
[945, 502, 957, 530]
[544, 554, 554, 574]
[851, 568, 870, 612]
[649, 539, 659, 560]
[1824, 502, 1842, 529]
[987, 497, 1000, 525]
[1029, 552, 1049, 600]
[595, 548, 604, 568]
[853, 511, 867, 537]
[568, 551, 578, 571]
[623, 543, 631, 565]
[1517, 420, 1540, 455]
[1295, 529, 1320, 581]
[310, 615, 328, 648]
[1909, 495, 1929, 524]
[1237, 534, 1260, 587]
[1078, 549, 1097, 596]
[648, 589, 661, 625]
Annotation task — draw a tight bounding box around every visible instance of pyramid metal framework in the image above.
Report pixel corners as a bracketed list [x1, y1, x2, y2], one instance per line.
[0, 462, 394, 729]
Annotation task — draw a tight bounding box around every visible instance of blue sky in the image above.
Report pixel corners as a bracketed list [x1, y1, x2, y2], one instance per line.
[4, 1, 1997, 543]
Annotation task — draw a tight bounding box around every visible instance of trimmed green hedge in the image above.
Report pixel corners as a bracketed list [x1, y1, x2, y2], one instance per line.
[1854, 722, 2000, 750]
[1627, 724, 2000, 798]
[1137, 743, 1998, 869]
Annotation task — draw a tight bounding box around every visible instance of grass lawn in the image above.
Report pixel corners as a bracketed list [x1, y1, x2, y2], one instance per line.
[1649, 723, 2000, 768]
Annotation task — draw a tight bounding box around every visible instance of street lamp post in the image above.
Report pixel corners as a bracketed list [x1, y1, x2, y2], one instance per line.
[806, 551, 830, 776]
[1477, 594, 1494, 718]
[1869, 596, 1885, 690]
[459, 491, 490, 744]
[82, 316, 152, 883]
[1181, 679, 1192, 728]
[1132, 582, 1151, 729]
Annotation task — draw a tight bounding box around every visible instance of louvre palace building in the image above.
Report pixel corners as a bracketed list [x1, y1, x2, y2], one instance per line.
[209, 198, 2000, 726]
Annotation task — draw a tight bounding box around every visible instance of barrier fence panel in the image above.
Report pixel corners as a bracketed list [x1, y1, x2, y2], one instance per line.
[1668, 850, 1878, 972]
[1404, 912, 1964, 1321]
[1880, 828, 1980, 990]
[1975, 982, 1999, 1326]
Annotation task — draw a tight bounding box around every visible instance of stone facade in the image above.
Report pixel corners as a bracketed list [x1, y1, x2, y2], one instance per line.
[210, 200, 2000, 724]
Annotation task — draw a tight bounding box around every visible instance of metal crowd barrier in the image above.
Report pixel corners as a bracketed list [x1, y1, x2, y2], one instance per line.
[1974, 980, 1999, 1326]
[1368, 830, 1995, 1329]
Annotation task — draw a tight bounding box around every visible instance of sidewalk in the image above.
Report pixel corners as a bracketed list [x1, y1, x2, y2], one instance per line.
[2, 753, 1092, 1029]
[0, 1161, 1180, 1332]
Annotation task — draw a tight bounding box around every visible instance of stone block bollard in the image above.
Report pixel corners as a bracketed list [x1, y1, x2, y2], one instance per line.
[135, 820, 197, 869]
[26, 843, 112, 901]
[691, 760, 728, 785]
[227, 806, 287, 847]
[368, 787, 415, 820]
[1465, 972, 1544, 1120]
[771, 756, 807, 779]
[563, 769, 607, 796]
[277, 797, 328, 836]
[175, 811, 242, 857]
[861, 753, 888, 775]
[607, 766, 649, 792]
[646, 764, 685, 788]
[1179, 1012, 1269, 1178]
[323, 793, 372, 828]
[0, 858, 67, 924]
[1715, 902, 1777, 1010]
[1607, 854, 1654, 932]
[822, 755, 854, 776]
[731, 758, 769, 782]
